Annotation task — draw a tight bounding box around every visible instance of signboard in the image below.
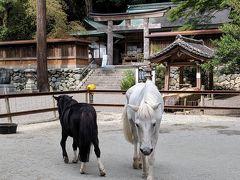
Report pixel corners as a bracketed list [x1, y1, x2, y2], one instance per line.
[101, 55, 108, 67]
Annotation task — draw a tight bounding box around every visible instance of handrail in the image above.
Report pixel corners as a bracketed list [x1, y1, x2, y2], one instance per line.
[81, 60, 95, 76]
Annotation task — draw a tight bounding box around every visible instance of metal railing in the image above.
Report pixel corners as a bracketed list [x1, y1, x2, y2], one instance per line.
[0, 89, 240, 123]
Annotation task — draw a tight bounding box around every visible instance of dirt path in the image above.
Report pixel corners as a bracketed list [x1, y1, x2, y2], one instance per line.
[0, 113, 240, 180]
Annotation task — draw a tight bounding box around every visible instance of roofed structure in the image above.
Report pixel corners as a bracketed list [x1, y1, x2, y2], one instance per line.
[150, 35, 214, 64]
[149, 35, 214, 90]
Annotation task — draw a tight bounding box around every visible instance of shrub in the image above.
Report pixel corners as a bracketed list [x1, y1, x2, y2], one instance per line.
[155, 64, 165, 90]
[120, 70, 135, 91]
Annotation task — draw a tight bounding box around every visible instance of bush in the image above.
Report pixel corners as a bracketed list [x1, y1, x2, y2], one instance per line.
[120, 70, 135, 91]
[155, 64, 166, 90]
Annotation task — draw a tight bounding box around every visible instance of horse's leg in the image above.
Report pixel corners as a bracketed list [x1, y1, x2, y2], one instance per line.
[141, 154, 148, 178]
[72, 139, 78, 163]
[146, 151, 155, 180]
[130, 120, 141, 169]
[93, 137, 106, 176]
[60, 131, 69, 163]
[80, 162, 86, 174]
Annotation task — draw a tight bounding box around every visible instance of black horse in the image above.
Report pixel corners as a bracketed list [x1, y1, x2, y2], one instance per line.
[54, 95, 106, 176]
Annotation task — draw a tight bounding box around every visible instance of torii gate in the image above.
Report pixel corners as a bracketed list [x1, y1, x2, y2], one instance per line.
[89, 8, 168, 65]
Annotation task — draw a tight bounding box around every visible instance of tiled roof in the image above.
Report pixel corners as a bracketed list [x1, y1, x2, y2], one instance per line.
[149, 35, 214, 60]
[118, 3, 231, 29]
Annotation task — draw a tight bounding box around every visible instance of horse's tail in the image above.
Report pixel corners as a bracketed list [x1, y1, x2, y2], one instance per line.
[78, 104, 97, 162]
[122, 104, 133, 144]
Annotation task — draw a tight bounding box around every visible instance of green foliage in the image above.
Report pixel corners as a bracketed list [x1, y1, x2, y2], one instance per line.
[169, 0, 240, 74]
[0, 0, 34, 40]
[120, 70, 135, 91]
[27, 0, 69, 38]
[155, 64, 166, 90]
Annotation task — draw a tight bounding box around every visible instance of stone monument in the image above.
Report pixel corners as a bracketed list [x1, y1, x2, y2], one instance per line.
[24, 68, 38, 92]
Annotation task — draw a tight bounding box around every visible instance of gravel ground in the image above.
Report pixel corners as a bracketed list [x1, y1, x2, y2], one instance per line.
[0, 112, 240, 180]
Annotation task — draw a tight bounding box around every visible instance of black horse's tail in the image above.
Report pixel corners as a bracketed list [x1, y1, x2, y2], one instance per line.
[78, 104, 98, 162]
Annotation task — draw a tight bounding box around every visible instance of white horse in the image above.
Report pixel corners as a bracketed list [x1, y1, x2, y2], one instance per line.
[122, 79, 164, 180]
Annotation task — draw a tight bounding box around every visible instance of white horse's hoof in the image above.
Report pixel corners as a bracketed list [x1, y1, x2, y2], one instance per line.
[99, 168, 106, 176]
[147, 176, 154, 180]
[133, 158, 142, 169]
[142, 172, 148, 178]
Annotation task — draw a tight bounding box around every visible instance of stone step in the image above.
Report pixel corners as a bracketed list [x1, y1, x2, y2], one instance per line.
[80, 67, 135, 90]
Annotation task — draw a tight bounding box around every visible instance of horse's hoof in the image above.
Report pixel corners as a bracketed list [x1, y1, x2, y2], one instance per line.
[133, 162, 139, 169]
[147, 176, 154, 180]
[138, 162, 142, 169]
[80, 169, 86, 174]
[133, 161, 142, 169]
[63, 156, 69, 164]
[72, 159, 78, 163]
[142, 172, 147, 178]
[99, 169, 106, 176]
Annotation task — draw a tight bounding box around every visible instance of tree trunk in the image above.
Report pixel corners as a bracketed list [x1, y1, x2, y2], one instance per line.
[36, 0, 49, 92]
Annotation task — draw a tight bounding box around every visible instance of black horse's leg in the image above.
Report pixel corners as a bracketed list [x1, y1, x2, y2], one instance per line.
[60, 131, 69, 163]
[72, 139, 78, 163]
[92, 137, 106, 176]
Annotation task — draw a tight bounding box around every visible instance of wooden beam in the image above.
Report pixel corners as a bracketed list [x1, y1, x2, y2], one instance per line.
[146, 29, 222, 38]
[97, 23, 162, 32]
[144, 18, 149, 60]
[37, 0, 49, 92]
[164, 64, 170, 90]
[90, 9, 167, 21]
[107, 20, 113, 65]
[196, 64, 201, 89]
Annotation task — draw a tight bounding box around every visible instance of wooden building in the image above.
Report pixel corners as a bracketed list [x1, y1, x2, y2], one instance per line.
[73, 2, 230, 65]
[0, 38, 90, 68]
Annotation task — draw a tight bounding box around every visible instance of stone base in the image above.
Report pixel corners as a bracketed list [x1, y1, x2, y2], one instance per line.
[0, 84, 16, 94]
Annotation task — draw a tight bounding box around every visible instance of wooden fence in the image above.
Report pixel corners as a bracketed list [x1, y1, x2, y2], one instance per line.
[0, 90, 239, 123]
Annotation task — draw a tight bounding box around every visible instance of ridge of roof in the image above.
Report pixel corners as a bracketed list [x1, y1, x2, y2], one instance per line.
[150, 35, 214, 60]
[127, 2, 176, 13]
[176, 34, 204, 45]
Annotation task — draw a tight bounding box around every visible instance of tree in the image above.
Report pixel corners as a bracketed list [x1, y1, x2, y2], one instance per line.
[0, 0, 34, 40]
[168, 0, 240, 74]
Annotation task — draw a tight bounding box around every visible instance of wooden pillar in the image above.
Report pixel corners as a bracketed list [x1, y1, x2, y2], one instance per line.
[143, 18, 149, 60]
[107, 20, 113, 65]
[209, 67, 213, 90]
[37, 0, 49, 92]
[179, 66, 184, 88]
[196, 64, 201, 89]
[164, 64, 170, 90]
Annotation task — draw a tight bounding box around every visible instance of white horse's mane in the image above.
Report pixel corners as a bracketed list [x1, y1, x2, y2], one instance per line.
[137, 80, 161, 120]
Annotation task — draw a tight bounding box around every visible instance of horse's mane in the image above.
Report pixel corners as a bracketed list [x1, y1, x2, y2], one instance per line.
[137, 80, 161, 120]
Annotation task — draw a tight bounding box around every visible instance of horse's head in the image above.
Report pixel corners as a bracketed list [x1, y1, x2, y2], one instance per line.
[128, 102, 162, 156]
[53, 95, 74, 117]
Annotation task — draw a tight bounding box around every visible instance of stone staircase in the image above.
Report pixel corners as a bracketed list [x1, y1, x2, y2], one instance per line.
[79, 66, 135, 90]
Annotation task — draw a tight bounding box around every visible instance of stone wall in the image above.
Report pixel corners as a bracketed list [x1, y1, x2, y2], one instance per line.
[169, 67, 180, 90]
[214, 74, 240, 90]
[167, 67, 240, 91]
[9, 68, 89, 92]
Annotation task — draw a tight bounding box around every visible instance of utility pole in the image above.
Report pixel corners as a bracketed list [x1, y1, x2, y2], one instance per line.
[37, 0, 49, 92]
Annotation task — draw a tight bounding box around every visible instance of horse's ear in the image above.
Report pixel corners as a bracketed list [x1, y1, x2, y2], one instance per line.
[128, 104, 139, 112]
[152, 102, 161, 110]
